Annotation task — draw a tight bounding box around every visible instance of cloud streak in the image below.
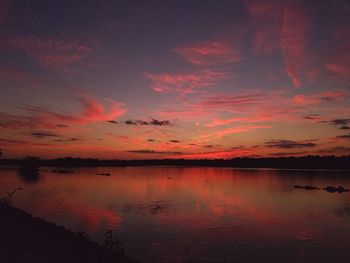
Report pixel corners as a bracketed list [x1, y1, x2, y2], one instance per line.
[127, 149, 183, 155]
[280, 0, 309, 88]
[0, 95, 125, 129]
[173, 40, 242, 66]
[145, 70, 226, 95]
[264, 140, 317, 149]
[6, 36, 91, 70]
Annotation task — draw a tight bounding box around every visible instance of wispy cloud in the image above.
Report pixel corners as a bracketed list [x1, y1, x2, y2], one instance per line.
[127, 149, 183, 155]
[145, 70, 226, 95]
[54, 138, 79, 142]
[173, 40, 242, 66]
[214, 125, 272, 139]
[316, 146, 350, 155]
[30, 131, 60, 138]
[6, 36, 91, 70]
[109, 118, 171, 126]
[280, 0, 309, 88]
[0, 95, 126, 129]
[324, 26, 350, 75]
[264, 139, 317, 149]
[329, 119, 350, 126]
[247, 0, 281, 55]
[336, 134, 350, 139]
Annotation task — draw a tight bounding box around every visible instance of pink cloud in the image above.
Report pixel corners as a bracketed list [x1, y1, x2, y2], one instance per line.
[206, 113, 274, 128]
[6, 36, 91, 69]
[324, 63, 349, 75]
[0, 95, 126, 129]
[280, 1, 309, 88]
[249, 1, 316, 85]
[145, 70, 226, 95]
[197, 90, 287, 113]
[293, 91, 346, 106]
[247, 0, 281, 55]
[173, 40, 242, 66]
[214, 125, 272, 139]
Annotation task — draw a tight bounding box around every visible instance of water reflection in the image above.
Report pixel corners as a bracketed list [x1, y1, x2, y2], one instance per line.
[1, 167, 350, 262]
[17, 164, 41, 184]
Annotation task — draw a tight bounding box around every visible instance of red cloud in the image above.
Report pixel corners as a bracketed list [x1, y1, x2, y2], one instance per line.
[280, 1, 309, 88]
[293, 91, 346, 106]
[145, 70, 226, 95]
[206, 113, 274, 128]
[171, 147, 257, 159]
[0, 95, 126, 129]
[6, 36, 91, 69]
[214, 125, 272, 139]
[173, 40, 242, 66]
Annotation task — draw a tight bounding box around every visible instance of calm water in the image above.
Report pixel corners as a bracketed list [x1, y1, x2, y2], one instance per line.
[1, 166, 350, 262]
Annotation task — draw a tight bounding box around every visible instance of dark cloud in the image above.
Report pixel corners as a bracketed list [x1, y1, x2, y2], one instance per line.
[54, 138, 78, 142]
[127, 149, 183, 154]
[269, 151, 309, 157]
[321, 96, 336, 101]
[303, 114, 320, 120]
[123, 119, 171, 126]
[340, 126, 350, 130]
[150, 119, 170, 126]
[336, 134, 350, 139]
[108, 118, 172, 126]
[0, 138, 27, 144]
[169, 140, 180, 143]
[30, 131, 60, 138]
[317, 146, 350, 154]
[107, 120, 119, 124]
[125, 120, 140, 125]
[147, 139, 155, 142]
[231, 145, 245, 150]
[204, 145, 213, 148]
[56, 124, 68, 128]
[329, 119, 350, 125]
[265, 140, 317, 149]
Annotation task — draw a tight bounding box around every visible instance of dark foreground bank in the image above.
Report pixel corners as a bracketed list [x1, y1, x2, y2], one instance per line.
[0, 202, 134, 263]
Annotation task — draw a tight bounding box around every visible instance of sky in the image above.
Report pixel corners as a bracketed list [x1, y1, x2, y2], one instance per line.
[0, 0, 350, 159]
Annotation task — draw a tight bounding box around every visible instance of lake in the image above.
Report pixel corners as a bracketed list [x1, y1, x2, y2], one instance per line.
[1, 166, 350, 262]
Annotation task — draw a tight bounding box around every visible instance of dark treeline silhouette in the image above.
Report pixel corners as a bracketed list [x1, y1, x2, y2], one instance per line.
[1, 155, 350, 170]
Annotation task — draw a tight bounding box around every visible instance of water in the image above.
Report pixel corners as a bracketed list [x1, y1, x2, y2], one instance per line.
[1, 166, 350, 262]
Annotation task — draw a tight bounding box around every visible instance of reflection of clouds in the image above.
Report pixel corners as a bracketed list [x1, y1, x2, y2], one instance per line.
[335, 202, 350, 218]
[123, 200, 171, 215]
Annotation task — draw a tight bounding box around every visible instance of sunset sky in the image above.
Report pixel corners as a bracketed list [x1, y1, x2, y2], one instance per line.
[0, 0, 349, 159]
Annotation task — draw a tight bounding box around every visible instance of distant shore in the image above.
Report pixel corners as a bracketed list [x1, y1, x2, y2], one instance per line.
[0, 201, 134, 263]
[1, 156, 350, 170]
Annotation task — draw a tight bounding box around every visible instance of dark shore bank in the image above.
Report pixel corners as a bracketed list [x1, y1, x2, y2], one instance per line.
[0, 202, 134, 263]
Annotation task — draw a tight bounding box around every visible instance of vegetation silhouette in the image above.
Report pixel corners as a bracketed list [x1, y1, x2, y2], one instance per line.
[0, 201, 134, 263]
[1, 155, 350, 170]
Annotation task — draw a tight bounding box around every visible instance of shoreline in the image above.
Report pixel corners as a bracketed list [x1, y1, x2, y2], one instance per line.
[1, 156, 350, 170]
[0, 202, 135, 263]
